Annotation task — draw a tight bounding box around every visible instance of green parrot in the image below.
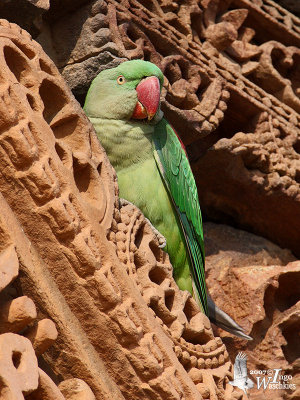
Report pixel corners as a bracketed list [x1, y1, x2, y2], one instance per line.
[84, 60, 251, 340]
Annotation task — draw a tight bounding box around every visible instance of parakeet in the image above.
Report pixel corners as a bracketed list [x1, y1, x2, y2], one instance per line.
[84, 60, 251, 340]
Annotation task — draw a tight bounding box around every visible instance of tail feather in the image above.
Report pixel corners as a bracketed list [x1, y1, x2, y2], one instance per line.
[207, 295, 253, 341]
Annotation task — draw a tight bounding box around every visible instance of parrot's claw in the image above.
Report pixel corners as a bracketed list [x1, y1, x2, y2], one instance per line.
[158, 241, 167, 249]
[119, 199, 167, 248]
[145, 218, 167, 248]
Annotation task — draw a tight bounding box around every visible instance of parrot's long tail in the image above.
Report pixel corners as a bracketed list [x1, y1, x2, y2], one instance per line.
[207, 295, 253, 340]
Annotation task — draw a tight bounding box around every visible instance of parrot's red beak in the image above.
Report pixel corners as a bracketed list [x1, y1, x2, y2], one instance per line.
[131, 76, 160, 121]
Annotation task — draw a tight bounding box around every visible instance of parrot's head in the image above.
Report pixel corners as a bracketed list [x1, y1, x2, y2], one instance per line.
[83, 60, 164, 122]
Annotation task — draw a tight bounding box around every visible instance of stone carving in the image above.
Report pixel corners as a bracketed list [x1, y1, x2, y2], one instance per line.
[248, 41, 300, 113]
[0, 0, 299, 399]
[0, 18, 246, 400]
[259, 0, 300, 36]
[275, 0, 300, 18]
[204, 223, 299, 400]
[49, 0, 229, 142]
[115, 204, 234, 399]
[207, 255, 300, 400]
[0, 0, 50, 35]
[200, 0, 259, 58]
[37, 0, 300, 180]
[196, 0, 300, 117]
[193, 112, 300, 257]
[0, 235, 95, 399]
[198, 0, 300, 117]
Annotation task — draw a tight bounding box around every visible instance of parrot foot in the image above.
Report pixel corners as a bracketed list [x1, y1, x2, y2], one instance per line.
[118, 198, 167, 248]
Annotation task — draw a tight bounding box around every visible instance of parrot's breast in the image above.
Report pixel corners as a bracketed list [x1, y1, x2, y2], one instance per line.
[90, 117, 192, 293]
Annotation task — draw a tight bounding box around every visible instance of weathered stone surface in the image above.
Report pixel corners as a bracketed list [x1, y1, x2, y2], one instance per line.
[0, 332, 39, 397]
[0, 296, 37, 334]
[193, 112, 300, 257]
[0, 246, 19, 291]
[0, 211, 95, 400]
[59, 378, 96, 400]
[0, 1, 299, 399]
[204, 223, 299, 400]
[274, 0, 300, 18]
[25, 318, 58, 355]
[0, 0, 50, 35]
[207, 259, 300, 400]
[204, 222, 296, 272]
[27, 368, 66, 400]
[204, 222, 297, 334]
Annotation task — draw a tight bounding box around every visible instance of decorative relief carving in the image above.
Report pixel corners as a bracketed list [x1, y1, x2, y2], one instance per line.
[248, 41, 300, 113]
[0, 0, 299, 398]
[0, 224, 96, 400]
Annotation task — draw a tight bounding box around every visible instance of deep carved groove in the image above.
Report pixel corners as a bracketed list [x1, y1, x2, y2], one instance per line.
[39, 79, 67, 124]
[3, 46, 31, 85]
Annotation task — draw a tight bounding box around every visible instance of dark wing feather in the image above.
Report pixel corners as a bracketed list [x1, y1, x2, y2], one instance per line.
[153, 118, 208, 315]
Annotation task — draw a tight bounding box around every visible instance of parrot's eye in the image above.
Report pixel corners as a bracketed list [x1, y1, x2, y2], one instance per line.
[117, 75, 126, 85]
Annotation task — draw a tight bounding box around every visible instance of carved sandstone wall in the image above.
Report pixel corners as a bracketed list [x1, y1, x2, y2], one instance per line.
[0, 1, 299, 399]
[204, 223, 299, 400]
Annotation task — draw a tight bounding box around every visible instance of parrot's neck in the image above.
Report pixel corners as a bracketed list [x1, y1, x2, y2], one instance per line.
[89, 117, 155, 171]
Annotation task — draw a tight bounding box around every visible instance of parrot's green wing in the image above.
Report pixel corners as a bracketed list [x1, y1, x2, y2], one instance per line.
[153, 118, 208, 315]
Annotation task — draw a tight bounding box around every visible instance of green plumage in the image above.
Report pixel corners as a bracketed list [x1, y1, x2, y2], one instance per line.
[153, 119, 207, 314]
[84, 60, 208, 315]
